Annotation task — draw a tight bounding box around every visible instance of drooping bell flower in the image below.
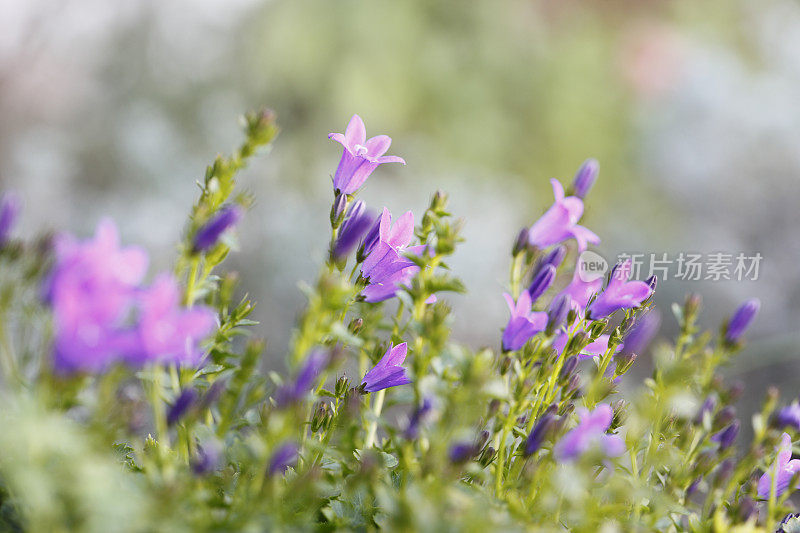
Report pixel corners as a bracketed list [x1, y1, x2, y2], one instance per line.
[502, 291, 548, 351]
[0, 192, 21, 245]
[361, 342, 411, 393]
[192, 205, 243, 253]
[757, 433, 800, 499]
[328, 114, 406, 195]
[333, 201, 376, 260]
[724, 298, 760, 344]
[571, 158, 599, 199]
[554, 404, 625, 460]
[528, 179, 600, 252]
[587, 260, 653, 320]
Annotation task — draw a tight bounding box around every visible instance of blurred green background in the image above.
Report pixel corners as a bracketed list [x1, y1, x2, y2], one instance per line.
[1, 0, 798, 399]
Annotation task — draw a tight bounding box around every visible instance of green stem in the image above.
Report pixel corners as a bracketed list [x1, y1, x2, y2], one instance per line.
[365, 389, 386, 448]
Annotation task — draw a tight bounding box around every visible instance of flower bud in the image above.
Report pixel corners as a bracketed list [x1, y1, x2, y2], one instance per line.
[559, 356, 578, 382]
[645, 275, 658, 292]
[356, 214, 382, 263]
[193, 205, 244, 253]
[571, 158, 599, 199]
[711, 421, 739, 451]
[167, 388, 198, 426]
[737, 497, 756, 522]
[268, 442, 299, 476]
[614, 352, 637, 376]
[546, 295, 571, 336]
[448, 442, 476, 464]
[478, 446, 496, 468]
[330, 193, 348, 229]
[539, 245, 566, 271]
[714, 406, 736, 428]
[192, 439, 222, 476]
[524, 414, 556, 456]
[588, 319, 608, 340]
[684, 293, 702, 321]
[714, 459, 734, 487]
[566, 331, 589, 355]
[620, 310, 661, 357]
[686, 476, 702, 497]
[310, 402, 330, 433]
[348, 318, 363, 335]
[527, 265, 556, 303]
[512, 228, 530, 256]
[430, 190, 449, 213]
[724, 298, 760, 345]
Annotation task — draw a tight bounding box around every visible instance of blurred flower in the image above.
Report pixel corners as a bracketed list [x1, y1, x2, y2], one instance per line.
[328, 114, 405, 195]
[333, 200, 375, 260]
[48, 219, 148, 373]
[502, 291, 547, 351]
[758, 433, 800, 499]
[619, 310, 661, 356]
[535, 245, 567, 274]
[275, 349, 328, 407]
[587, 260, 653, 320]
[546, 294, 572, 335]
[527, 264, 556, 302]
[404, 398, 433, 440]
[448, 441, 476, 464]
[694, 396, 717, 425]
[361, 343, 411, 393]
[528, 179, 600, 252]
[555, 404, 625, 460]
[192, 440, 222, 476]
[553, 331, 619, 360]
[724, 298, 760, 344]
[167, 388, 198, 426]
[0, 192, 21, 245]
[192, 205, 243, 253]
[134, 274, 216, 366]
[571, 159, 599, 199]
[775, 403, 800, 432]
[556, 265, 603, 314]
[268, 442, 299, 476]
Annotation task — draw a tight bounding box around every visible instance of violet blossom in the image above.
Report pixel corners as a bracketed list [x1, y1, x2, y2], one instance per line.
[554, 404, 625, 460]
[167, 388, 198, 426]
[528, 179, 600, 252]
[502, 291, 547, 351]
[619, 310, 661, 356]
[724, 298, 760, 344]
[556, 266, 604, 314]
[571, 158, 599, 199]
[361, 342, 411, 393]
[328, 114, 405, 195]
[775, 403, 800, 432]
[587, 260, 653, 320]
[404, 398, 433, 440]
[757, 433, 800, 499]
[276, 349, 328, 407]
[333, 200, 376, 260]
[268, 442, 299, 476]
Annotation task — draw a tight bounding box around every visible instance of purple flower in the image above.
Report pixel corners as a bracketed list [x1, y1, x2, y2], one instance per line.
[711, 421, 739, 451]
[556, 266, 604, 314]
[536, 245, 567, 273]
[528, 179, 600, 252]
[361, 342, 411, 393]
[134, 275, 217, 367]
[587, 260, 653, 320]
[448, 441, 476, 463]
[775, 404, 800, 431]
[554, 404, 625, 460]
[724, 298, 760, 344]
[49, 219, 149, 373]
[0, 192, 21, 245]
[571, 158, 599, 199]
[360, 208, 430, 303]
[527, 264, 556, 302]
[619, 310, 661, 356]
[502, 291, 548, 351]
[333, 201, 376, 260]
[758, 433, 800, 499]
[525, 414, 557, 456]
[192, 440, 222, 475]
[546, 294, 572, 334]
[167, 388, 198, 426]
[328, 114, 405, 195]
[268, 442, 299, 476]
[192, 205, 243, 253]
[276, 349, 328, 407]
[404, 398, 433, 440]
[694, 396, 717, 425]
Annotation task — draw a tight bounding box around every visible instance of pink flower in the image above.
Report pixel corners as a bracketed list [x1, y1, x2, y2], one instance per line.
[528, 179, 600, 252]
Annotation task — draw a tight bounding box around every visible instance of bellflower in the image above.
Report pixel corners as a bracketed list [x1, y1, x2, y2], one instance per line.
[587, 260, 653, 320]
[711, 421, 740, 451]
[361, 342, 411, 393]
[724, 298, 760, 344]
[268, 442, 299, 476]
[546, 294, 572, 335]
[133, 275, 216, 366]
[619, 310, 661, 356]
[404, 398, 433, 440]
[502, 291, 548, 351]
[571, 158, 599, 199]
[49, 219, 149, 372]
[553, 331, 620, 360]
[328, 114, 405, 195]
[528, 179, 600, 252]
[192, 205, 243, 253]
[333, 201, 375, 260]
[758, 433, 800, 499]
[554, 404, 625, 460]
[525, 414, 557, 456]
[0, 192, 21, 245]
[276, 349, 328, 407]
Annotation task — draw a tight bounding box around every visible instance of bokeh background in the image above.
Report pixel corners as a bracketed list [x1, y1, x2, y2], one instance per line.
[2, 0, 799, 406]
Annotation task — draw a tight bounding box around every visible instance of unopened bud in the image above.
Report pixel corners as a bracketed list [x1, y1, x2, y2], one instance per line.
[512, 228, 530, 256]
[348, 318, 364, 335]
[330, 193, 348, 229]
